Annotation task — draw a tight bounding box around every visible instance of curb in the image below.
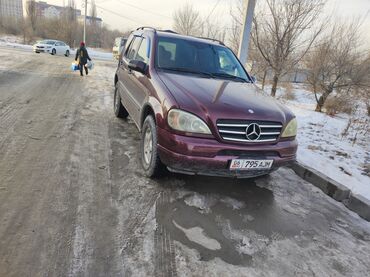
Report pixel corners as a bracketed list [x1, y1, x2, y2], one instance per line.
[289, 162, 370, 222]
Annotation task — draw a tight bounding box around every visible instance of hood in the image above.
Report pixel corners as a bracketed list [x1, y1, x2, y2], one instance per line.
[157, 72, 294, 125]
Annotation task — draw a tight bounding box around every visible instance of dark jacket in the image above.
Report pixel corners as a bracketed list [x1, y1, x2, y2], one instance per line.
[75, 46, 91, 65]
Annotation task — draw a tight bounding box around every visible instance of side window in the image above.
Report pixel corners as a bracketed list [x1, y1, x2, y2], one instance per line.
[136, 38, 148, 63]
[218, 50, 237, 74]
[125, 37, 142, 60]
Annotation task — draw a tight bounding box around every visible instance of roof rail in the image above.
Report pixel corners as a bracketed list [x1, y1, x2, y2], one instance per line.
[196, 36, 225, 46]
[136, 27, 157, 32]
[159, 29, 178, 34]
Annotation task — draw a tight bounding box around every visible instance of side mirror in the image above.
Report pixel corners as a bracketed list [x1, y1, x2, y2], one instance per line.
[250, 76, 257, 83]
[128, 60, 147, 74]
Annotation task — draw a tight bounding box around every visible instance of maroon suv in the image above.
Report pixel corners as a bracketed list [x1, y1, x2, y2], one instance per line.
[114, 27, 297, 178]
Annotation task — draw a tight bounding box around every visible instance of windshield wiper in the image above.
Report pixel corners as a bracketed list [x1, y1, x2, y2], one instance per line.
[210, 72, 249, 83]
[159, 67, 213, 78]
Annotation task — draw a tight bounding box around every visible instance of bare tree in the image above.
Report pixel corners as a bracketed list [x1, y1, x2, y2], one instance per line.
[228, 0, 245, 53]
[89, 0, 102, 47]
[251, 0, 325, 97]
[173, 3, 202, 36]
[201, 18, 227, 42]
[305, 20, 370, 112]
[26, 0, 38, 32]
[59, 0, 77, 47]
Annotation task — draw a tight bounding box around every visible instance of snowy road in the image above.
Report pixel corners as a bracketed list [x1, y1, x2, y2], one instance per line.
[1, 47, 370, 276]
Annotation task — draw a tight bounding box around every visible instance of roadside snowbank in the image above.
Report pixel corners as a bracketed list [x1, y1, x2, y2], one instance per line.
[264, 84, 369, 200]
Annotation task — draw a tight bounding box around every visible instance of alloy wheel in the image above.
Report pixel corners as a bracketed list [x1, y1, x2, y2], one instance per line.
[143, 127, 153, 165]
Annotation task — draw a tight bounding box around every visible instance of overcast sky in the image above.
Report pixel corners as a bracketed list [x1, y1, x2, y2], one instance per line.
[35, 0, 370, 42]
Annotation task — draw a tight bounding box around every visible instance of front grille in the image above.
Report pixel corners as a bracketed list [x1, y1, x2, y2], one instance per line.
[217, 119, 282, 143]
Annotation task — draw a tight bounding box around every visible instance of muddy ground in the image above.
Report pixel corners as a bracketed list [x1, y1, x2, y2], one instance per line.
[1, 47, 370, 277]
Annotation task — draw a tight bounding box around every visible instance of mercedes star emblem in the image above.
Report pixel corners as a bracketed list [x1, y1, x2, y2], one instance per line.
[245, 123, 261, 140]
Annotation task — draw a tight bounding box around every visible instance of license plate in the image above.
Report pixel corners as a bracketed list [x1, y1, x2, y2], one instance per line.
[229, 159, 273, 170]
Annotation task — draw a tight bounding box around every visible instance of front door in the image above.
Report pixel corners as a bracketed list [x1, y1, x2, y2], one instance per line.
[117, 36, 143, 126]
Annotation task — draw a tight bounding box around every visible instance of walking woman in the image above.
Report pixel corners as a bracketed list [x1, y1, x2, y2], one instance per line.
[75, 42, 92, 76]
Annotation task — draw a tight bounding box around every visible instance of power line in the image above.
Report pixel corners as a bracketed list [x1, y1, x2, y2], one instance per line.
[204, 0, 222, 23]
[114, 0, 172, 19]
[94, 3, 144, 25]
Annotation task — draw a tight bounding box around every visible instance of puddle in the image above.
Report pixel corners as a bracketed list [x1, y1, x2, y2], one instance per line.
[155, 175, 313, 266]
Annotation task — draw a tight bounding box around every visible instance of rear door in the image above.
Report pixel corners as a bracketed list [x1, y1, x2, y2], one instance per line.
[55, 41, 63, 55]
[117, 36, 143, 125]
[60, 42, 67, 54]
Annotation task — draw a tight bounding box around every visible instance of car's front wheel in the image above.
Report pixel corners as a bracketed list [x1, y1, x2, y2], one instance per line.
[65, 50, 70, 57]
[113, 84, 129, 118]
[51, 48, 56, 55]
[140, 115, 165, 177]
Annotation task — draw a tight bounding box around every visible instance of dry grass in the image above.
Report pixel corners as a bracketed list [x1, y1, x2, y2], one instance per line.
[281, 82, 296, 100]
[323, 96, 353, 115]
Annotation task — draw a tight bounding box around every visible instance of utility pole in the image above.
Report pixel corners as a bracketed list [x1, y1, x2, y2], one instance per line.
[238, 0, 257, 66]
[83, 0, 87, 43]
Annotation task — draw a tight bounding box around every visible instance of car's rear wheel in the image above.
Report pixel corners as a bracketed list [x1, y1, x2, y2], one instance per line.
[140, 115, 165, 178]
[51, 48, 56, 55]
[65, 50, 70, 57]
[113, 84, 129, 118]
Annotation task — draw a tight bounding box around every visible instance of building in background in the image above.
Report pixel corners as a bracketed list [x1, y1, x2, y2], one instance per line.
[78, 15, 103, 27]
[25, 1, 81, 19]
[0, 0, 23, 19]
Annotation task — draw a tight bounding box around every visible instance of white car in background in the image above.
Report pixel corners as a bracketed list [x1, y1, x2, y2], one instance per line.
[33, 40, 70, 57]
[113, 37, 127, 60]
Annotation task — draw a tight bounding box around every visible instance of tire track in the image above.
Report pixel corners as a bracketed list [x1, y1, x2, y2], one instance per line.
[155, 191, 177, 277]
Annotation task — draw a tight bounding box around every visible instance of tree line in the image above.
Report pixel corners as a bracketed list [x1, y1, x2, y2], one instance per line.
[0, 0, 128, 49]
[173, 0, 370, 115]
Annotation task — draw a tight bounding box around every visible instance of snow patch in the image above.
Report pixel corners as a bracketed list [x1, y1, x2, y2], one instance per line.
[220, 196, 245, 210]
[184, 193, 217, 213]
[173, 220, 221, 251]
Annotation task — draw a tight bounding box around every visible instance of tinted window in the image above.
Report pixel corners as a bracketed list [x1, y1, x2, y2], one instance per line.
[136, 38, 149, 63]
[155, 36, 249, 81]
[126, 37, 142, 60]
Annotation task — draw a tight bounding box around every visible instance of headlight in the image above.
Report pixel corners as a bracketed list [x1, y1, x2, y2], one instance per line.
[167, 109, 211, 134]
[47, 46, 51, 48]
[281, 118, 297, 137]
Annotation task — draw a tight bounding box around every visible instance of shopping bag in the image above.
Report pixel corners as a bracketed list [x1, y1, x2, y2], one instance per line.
[71, 62, 79, 71]
[86, 60, 94, 70]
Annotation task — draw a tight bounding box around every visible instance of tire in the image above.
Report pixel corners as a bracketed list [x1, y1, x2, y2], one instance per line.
[51, 48, 56, 55]
[65, 50, 70, 57]
[113, 83, 129, 118]
[140, 115, 165, 178]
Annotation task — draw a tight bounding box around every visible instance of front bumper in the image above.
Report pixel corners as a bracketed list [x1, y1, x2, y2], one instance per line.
[157, 127, 297, 178]
[34, 48, 51, 53]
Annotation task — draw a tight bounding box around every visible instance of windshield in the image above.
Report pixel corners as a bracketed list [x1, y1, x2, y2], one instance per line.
[155, 36, 250, 82]
[40, 40, 55, 45]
